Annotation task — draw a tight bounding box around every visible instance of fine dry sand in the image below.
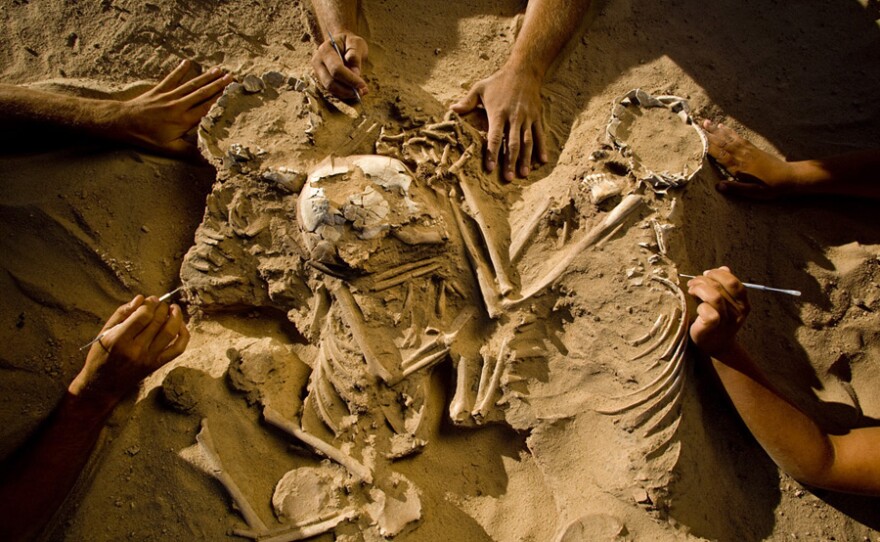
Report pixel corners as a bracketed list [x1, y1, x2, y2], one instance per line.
[2, 1, 880, 541]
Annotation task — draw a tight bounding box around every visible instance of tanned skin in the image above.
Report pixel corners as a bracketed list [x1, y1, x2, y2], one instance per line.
[688, 267, 880, 496]
[0, 59, 232, 157]
[308, 0, 591, 181]
[703, 120, 880, 200]
[0, 296, 190, 540]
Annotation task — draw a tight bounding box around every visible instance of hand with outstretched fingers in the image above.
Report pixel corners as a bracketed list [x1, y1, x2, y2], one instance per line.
[686, 266, 750, 357]
[451, 65, 548, 181]
[69, 295, 190, 408]
[114, 60, 233, 157]
[311, 31, 369, 101]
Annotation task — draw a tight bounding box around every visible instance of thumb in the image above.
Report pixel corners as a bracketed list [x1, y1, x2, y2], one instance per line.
[451, 86, 481, 114]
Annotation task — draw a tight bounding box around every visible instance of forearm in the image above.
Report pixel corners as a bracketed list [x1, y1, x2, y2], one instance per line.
[310, 0, 358, 36]
[0, 392, 116, 540]
[0, 84, 123, 139]
[505, 0, 591, 81]
[791, 148, 880, 199]
[711, 343, 836, 485]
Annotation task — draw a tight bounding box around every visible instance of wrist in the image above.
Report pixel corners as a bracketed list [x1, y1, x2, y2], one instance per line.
[502, 56, 546, 84]
[68, 371, 123, 414]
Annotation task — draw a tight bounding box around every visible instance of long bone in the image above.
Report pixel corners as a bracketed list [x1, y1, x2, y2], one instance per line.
[503, 194, 644, 310]
[329, 280, 400, 383]
[449, 191, 502, 318]
[263, 405, 373, 484]
[457, 177, 515, 295]
[310, 343, 350, 435]
[180, 419, 268, 534]
[449, 356, 478, 424]
[472, 337, 510, 420]
[509, 197, 553, 263]
[233, 509, 358, 542]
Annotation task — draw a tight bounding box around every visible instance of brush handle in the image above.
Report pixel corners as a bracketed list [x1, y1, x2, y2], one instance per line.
[678, 274, 801, 297]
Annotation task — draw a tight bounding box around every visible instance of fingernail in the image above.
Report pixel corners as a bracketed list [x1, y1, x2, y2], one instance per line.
[521, 166, 530, 176]
[505, 169, 514, 181]
[209, 67, 220, 75]
[540, 153, 549, 163]
[486, 159, 495, 172]
[716, 183, 728, 192]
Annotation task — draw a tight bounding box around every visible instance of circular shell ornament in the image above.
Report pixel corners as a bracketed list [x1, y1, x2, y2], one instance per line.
[606, 89, 708, 191]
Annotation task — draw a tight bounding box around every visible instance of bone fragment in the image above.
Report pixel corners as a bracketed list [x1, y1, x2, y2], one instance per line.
[651, 219, 672, 255]
[627, 314, 667, 346]
[449, 143, 475, 175]
[506, 194, 644, 309]
[372, 262, 442, 292]
[263, 406, 373, 483]
[509, 197, 552, 263]
[372, 257, 441, 284]
[473, 337, 509, 419]
[397, 348, 449, 382]
[233, 509, 358, 542]
[449, 193, 502, 318]
[424, 120, 457, 131]
[180, 419, 268, 533]
[450, 357, 477, 424]
[329, 281, 399, 383]
[379, 128, 407, 142]
[439, 143, 451, 167]
[557, 220, 569, 250]
[629, 308, 679, 361]
[437, 279, 446, 319]
[458, 179, 514, 295]
[422, 129, 457, 144]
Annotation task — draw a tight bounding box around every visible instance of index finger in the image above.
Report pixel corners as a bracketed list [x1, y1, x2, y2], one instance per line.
[322, 49, 367, 91]
[107, 296, 160, 344]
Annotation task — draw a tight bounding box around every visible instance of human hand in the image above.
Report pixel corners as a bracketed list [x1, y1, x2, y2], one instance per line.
[702, 120, 803, 200]
[69, 295, 190, 408]
[686, 266, 750, 357]
[451, 65, 548, 181]
[311, 31, 368, 100]
[112, 59, 233, 156]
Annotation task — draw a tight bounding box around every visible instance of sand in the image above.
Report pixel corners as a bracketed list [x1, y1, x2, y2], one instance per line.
[2, 1, 880, 541]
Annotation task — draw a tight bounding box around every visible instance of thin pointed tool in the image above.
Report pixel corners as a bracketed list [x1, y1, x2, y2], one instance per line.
[679, 274, 801, 297]
[79, 287, 185, 350]
[327, 31, 361, 102]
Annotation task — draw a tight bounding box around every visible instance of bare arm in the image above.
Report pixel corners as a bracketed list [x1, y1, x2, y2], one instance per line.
[0, 60, 231, 157]
[0, 295, 190, 540]
[309, 0, 368, 100]
[452, 0, 592, 180]
[688, 267, 880, 496]
[703, 120, 880, 200]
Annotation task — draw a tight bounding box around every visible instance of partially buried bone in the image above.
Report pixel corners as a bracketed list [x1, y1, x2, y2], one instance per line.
[505, 194, 644, 309]
[263, 405, 373, 484]
[509, 197, 553, 264]
[594, 276, 689, 438]
[390, 307, 476, 385]
[449, 356, 478, 424]
[328, 279, 400, 383]
[233, 509, 358, 542]
[449, 191, 502, 318]
[458, 176, 514, 295]
[472, 336, 510, 421]
[179, 419, 268, 534]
